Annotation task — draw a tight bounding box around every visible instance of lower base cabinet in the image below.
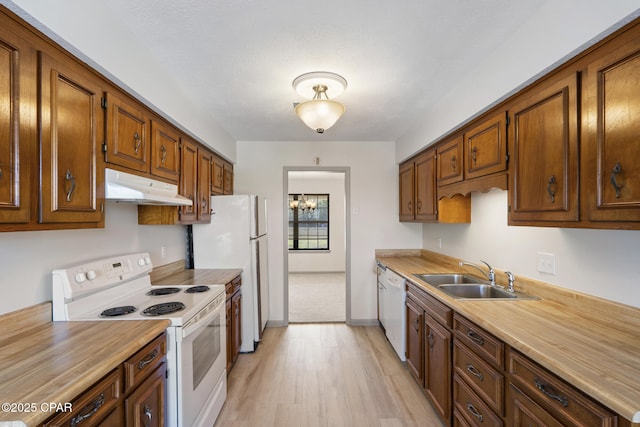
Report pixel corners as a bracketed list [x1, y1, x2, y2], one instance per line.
[226, 275, 242, 373]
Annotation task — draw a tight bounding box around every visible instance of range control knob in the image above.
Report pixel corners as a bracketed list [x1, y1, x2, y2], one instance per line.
[86, 270, 97, 280]
[144, 256, 151, 265]
[74, 272, 87, 283]
[138, 258, 146, 266]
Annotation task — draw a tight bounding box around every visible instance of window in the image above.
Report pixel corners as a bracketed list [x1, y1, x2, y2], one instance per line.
[288, 194, 329, 250]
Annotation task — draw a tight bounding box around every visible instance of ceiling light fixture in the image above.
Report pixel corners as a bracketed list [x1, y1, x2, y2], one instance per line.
[292, 71, 347, 134]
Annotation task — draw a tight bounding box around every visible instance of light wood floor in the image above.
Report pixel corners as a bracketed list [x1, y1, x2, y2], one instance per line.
[214, 324, 444, 427]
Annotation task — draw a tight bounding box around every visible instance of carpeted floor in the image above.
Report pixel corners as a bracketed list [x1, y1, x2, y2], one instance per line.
[288, 272, 346, 323]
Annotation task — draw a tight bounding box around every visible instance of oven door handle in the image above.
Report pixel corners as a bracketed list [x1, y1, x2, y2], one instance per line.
[181, 295, 226, 340]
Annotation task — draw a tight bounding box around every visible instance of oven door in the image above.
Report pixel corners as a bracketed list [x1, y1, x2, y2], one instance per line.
[178, 296, 227, 427]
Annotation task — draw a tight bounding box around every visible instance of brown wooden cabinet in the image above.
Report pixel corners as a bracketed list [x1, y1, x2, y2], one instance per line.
[399, 150, 438, 222]
[508, 71, 580, 225]
[179, 138, 213, 224]
[223, 160, 234, 194]
[103, 91, 150, 174]
[197, 149, 212, 222]
[212, 157, 224, 195]
[583, 28, 640, 224]
[405, 295, 424, 383]
[125, 364, 165, 427]
[437, 136, 464, 187]
[226, 275, 242, 373]
[464, 112, 508, 180]
[0, 24, 33, 225]
[150, 119, 180, 183]
[39, 51, 104, 225]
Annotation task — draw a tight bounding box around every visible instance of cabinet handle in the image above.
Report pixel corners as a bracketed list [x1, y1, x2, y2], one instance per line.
[70, 393, 105, 426]
[64, 169, 76, 202]
[547, 175, 557, 203]
[427, 331, 435, 349]
[466, 363, 484, 381]
[138, 349, 159, 370]
[0, 166, 3, 180]
[451, 155, 457, 171]
[416, 200, 422, 213]
[471, 146, 478, 164]
[466, 402, 483, 422]
[407, 200, 412, 211]
[202, 197, 208, 213]
[144, 405, 153, 427]
[534, 377, 569, 407]
[134, 131, 142, 154]
[466, 329, 484, 346]
[414, 317, 420, 334]
[160, 144, 168, 165]
[610, 162, 623, 198]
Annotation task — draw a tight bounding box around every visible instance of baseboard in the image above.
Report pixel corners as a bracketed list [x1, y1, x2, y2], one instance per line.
[347, 318, 380, 326]
[288, 271, 346, 274]
[266, 320, 287, 327]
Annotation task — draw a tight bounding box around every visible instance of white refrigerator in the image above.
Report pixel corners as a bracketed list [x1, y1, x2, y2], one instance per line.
[192, 195, 269, 352]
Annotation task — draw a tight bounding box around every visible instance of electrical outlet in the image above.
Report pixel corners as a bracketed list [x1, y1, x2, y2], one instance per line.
[537, 252, 556, 275]
[161, 245, 167, 260]
[437, 237, 442, 249]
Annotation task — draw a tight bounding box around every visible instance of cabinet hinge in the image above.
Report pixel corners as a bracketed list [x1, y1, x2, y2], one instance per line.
[506, 153, 510, 163]
[102, 143, 107, 153]
[506, 113, 511, 126]
[101, 97, 107, 110]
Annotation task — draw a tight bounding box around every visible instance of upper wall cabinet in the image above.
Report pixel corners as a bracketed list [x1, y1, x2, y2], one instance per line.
[39, 51, 104, 225]
[400, 150, 438, 222]
[508, 72, 580, 225]
[436, 136, 464, 187]
[150, 119, 180, 182]
[464, 112, 508, 180]
[583, 29, 640, 224]
[103, 91, 150, 174]
[0, 26, 32, 225]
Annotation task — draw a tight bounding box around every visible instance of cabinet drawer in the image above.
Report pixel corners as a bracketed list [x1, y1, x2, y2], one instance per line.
[453, 374, 503, 427]
[454, 314, 503, 369]
[124, 333, 166, 393]
[43, 367, 122, 427]
[508, 349, 616, 426]
[406, 281, 452, 327]
[454, 340, 504, 415]
[507, 382, 565, 427]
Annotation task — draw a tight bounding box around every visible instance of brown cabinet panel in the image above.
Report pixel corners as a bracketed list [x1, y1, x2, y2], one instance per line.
[405, 296, 424, 385]
[585, 38, 640, 222]
[197, 149, 212, 222]
[211, 157, 224, 195]
[399, 160, 415, 221]
[104, 92, 149, 173]
[223, 161, 233, 194]
[454, 340, 504, 415]
[464, 112, 508, 180]
[150, 120, 180, 182]
[437, 136, 464, 186]
[453, 374, 503, 427]
[415, 150, 438, 221]
[179, 138, 198, 222]
[424, 314, 452, 424]
[509, 72, 579, 223]
[453, 314, 504, 370]
[39, 52, 104, 224]
[125, 363, 165, 427]
[0, 28, 32, 224]
[507, 383, 564, 427]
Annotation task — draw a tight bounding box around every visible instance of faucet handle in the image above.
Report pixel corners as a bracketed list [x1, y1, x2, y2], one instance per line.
[505, 271, 515, 292]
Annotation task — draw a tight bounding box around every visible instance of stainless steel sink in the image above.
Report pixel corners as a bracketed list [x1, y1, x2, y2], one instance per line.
[413, 274, 484, 286]
[437, 284, 539, 300]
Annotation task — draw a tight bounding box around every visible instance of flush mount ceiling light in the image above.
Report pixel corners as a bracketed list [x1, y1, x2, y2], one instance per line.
[292, 71, 347, 134]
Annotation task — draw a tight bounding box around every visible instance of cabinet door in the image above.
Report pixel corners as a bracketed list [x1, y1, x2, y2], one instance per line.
[437, 136, 464, 186]
[211, 156, 224, 195]
[179, 138, 198, 222]
[424, 314, 452, 424]
[125, 363, 165, 427]
[104, 91, 149, 173]
[405, 296, 424, 385]
[0, 28, 32, 224]
[232, 290, 242, 363]
[399, 160, 415, 221]
[150, 120, 180, 182]
[415, 150, 437, 222]
[585, 37, 640, 222]
[226, 296, 233, 371]
[197, 149, 212, 222]
[223, 162, 233, 194]
[464, 112, 508, 180]
[39, 52, 104, 224]
[507, 383, 564, 427]
[509, 72, 579, 223]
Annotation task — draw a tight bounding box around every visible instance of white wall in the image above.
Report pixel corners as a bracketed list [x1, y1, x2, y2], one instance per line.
[288, 172, 346, 273]
[235, 141, 422, 323]
[0, 202, 187, 315]
[3, 0, 236, 162]
[422, 190, 640, 308]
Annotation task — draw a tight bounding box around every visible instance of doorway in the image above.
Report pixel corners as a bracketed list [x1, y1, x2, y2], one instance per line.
[283, 167, 350, 324]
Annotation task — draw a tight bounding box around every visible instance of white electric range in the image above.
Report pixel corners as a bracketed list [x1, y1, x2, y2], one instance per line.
[52, 252, 227, 427]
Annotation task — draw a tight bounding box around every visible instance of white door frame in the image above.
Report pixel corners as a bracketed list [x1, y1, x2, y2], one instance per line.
[283, 166, 351, 325]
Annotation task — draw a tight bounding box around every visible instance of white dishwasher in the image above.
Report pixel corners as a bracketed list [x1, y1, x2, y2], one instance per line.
[379, 267, 406, 361]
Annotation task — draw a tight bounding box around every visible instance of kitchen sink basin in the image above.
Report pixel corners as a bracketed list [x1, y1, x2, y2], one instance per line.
[437, 284, 539, 300]
[413, 274, 484, 286]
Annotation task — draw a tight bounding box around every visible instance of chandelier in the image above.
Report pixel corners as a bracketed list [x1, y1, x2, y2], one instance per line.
[292, 71, 347, 134]
[289, 194, 316, 213]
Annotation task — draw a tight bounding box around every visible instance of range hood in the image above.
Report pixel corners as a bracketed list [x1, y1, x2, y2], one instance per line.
[105, 168, 193, 206]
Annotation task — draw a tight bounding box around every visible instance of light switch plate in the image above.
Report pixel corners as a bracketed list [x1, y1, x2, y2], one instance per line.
[537, 252, 556, 275]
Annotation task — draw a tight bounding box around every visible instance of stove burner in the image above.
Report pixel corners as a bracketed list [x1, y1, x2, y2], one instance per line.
[100, 306, 137, 317]
[185, 285, 210, 293]
[142, 302, 186, 316]
[146, 287, 182, 296]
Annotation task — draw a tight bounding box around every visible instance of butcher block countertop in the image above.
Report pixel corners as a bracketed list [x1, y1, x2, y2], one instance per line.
[152, 267, 242, 286]
[0, 302, 169, 426]
[377, 249, 640, 424]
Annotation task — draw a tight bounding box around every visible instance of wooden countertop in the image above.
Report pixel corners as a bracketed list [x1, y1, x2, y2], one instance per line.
[376, 250, 640, 423]
[151, 268, 242, 286]
[0, 303, 169, 426]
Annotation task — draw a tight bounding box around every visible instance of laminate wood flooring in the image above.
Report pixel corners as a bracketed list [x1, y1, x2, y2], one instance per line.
[215, 324, 444, 427]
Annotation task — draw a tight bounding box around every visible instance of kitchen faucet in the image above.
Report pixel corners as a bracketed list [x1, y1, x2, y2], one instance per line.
[459, 260, 497, 287]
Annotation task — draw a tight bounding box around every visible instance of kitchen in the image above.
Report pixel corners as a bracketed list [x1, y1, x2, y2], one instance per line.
[1, 1, 640, 426]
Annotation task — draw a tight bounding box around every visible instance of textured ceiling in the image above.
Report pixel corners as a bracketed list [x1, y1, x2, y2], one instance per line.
[101, 0, 547, 142]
